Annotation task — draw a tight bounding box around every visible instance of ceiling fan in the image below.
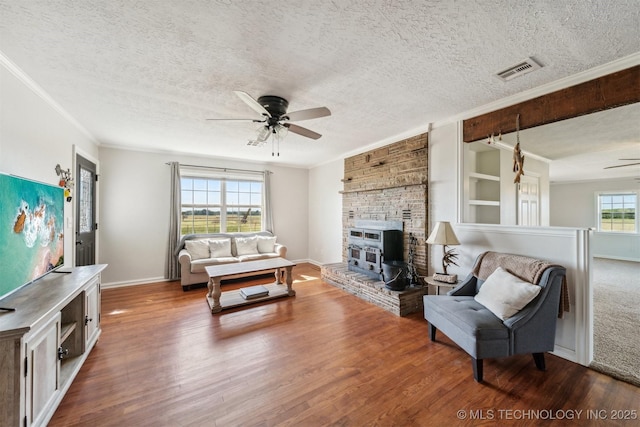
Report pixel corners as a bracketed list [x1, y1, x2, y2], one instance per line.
[208, 91, 331, 156]
[603, 159, 640, 169]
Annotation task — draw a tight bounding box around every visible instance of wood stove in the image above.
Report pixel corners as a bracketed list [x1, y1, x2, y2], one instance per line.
[347, 223, 403, 280]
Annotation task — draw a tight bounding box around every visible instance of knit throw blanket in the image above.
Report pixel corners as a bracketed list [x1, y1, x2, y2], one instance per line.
[472, 251, 570, 318]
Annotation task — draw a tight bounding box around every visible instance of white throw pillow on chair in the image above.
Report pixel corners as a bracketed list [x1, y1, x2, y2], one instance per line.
[474, 267, 541, 320]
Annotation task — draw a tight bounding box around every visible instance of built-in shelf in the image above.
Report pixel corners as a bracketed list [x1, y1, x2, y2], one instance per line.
[464, 143, 501, 224]
[469, 200, 500, 206]
[469, 172, 500, 182]
[60, 322, 77, 343]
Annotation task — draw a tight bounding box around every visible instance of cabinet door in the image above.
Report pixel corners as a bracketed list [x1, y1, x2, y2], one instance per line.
[85, 277, 101, 347]
[25, 313, 60, 426]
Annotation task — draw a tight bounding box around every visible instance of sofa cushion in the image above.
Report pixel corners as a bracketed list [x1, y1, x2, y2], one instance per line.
[209, 238, 232, 258]
[184, 240, 210, 260]
[190, 257, 239, 273]
[474, 267, 541, 320]
[424, 295, 508, 340]
[235, 235, 259, 255]
[257, 235, 277, 253]
[237, 253, 279, 262]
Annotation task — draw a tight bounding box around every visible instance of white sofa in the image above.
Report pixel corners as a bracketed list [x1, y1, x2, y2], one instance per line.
[176, 231, 286, 290]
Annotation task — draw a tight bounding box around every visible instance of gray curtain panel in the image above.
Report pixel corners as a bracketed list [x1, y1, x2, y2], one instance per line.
[264, 170, 274, 233]
[165, 162, 181, 280]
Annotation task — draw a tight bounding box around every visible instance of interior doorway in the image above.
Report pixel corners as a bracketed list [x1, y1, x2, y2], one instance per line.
[75, 154, 97, 266]
[517, 175, 540, 226]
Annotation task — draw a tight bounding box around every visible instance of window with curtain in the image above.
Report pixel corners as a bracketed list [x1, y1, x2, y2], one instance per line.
[180, 176, 264, 235]
[597, 192, 637, 233]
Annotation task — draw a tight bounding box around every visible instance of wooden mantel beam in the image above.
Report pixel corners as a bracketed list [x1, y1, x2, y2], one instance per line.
[463, 65, 640, 142]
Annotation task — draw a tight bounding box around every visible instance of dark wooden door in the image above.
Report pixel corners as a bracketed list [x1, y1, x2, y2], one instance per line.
[75, 155, 96, 266]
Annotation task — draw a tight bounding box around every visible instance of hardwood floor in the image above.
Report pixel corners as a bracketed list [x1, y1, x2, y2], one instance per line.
[50, 264, 639, 426]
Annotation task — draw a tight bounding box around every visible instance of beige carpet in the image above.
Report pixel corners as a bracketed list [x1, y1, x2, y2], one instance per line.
[590, 258, 640, 386]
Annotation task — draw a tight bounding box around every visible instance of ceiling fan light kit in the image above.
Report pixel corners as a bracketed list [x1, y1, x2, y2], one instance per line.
[209, 91, 331, 156]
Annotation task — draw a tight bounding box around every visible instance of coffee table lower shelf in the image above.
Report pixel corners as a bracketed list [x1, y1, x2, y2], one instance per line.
[206, 283, 293, 311]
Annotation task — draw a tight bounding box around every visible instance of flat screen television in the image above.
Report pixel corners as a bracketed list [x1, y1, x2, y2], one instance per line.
[0, 173, 65, 302]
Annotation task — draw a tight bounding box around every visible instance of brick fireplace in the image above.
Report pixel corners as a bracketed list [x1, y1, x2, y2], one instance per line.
[321, 133, 429, 316]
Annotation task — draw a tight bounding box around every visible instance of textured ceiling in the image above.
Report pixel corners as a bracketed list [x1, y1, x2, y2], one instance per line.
[1, 0, 639, 178]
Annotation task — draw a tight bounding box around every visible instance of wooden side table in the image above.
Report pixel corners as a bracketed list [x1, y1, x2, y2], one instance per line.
[422, 276, 460, 295]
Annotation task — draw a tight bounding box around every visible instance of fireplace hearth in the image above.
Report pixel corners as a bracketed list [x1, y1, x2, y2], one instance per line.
[321, 263, 427, 316]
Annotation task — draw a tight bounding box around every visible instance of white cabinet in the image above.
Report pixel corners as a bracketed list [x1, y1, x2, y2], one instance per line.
[0, 264, 107, 427]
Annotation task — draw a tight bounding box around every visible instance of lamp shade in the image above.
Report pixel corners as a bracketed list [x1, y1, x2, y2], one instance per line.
[426, 221, 460, 246]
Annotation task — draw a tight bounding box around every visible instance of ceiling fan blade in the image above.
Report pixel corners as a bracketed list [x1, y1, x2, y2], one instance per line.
[284, 107, 331, 122]
[206, 118, 265, 122]
[284, 123, 322, 140]
[603, 162, 640, 169]
[234, 91, 271, 117]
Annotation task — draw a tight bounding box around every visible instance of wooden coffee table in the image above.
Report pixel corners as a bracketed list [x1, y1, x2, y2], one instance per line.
[205, 258, 296, 314]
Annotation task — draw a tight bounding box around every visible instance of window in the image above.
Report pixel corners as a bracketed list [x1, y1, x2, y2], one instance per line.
[180, 177, 263, 235]
[597, 192, 637, 233]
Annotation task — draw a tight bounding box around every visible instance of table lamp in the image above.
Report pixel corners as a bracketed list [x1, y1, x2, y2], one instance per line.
[426, 221, 460, 283]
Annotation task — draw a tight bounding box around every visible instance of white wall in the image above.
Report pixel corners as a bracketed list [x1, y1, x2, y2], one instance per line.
[551, 178, 640, 261]
[428, 122, 460, 270]
[0, 62, 100, 269]
[308, 158, 343, 265]
[98, 147, 310, 285]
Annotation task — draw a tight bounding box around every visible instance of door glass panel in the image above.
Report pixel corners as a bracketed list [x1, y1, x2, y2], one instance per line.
[79, 167, 93, 233]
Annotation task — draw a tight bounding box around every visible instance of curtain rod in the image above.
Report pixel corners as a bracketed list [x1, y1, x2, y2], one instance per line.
[166, 162, 271, 175]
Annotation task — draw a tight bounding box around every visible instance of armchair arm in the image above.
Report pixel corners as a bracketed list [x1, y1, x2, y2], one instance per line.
[178, 249, 192, 263]
[447, 273, 477, 296]
[178, 249, 193, 282]
[504, 267, 565, 329]
[504, 266, 566, 355]
[275, 243, 287, 258]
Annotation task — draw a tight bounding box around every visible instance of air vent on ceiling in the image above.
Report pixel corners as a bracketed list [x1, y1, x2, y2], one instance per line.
[496, 57, 543, 82]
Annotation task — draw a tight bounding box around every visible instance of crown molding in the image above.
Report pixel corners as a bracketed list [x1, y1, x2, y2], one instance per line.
[0, 50, 99, 144]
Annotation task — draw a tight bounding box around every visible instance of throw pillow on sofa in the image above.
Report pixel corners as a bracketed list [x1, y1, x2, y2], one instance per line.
[235, 236, 259, 255]
[257, 236, 277, 253]
[474, 267, 541, 320]
[209, 238, 232, 257]
[184, 240, 210, 260]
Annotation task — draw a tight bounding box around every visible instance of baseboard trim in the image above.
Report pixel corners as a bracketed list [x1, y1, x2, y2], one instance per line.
[101, 260, 317, 289]
[551, 345, 579, 365]
[102, 276, 169, 289]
